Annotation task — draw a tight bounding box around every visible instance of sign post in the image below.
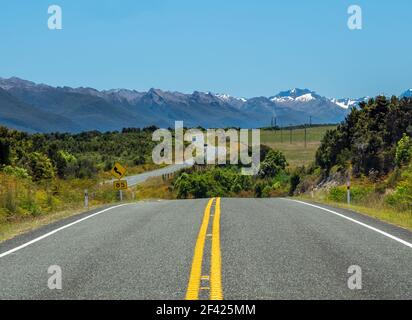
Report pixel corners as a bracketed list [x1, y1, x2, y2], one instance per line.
[111, 163, 127, 202]
[347, 177, 351, 205]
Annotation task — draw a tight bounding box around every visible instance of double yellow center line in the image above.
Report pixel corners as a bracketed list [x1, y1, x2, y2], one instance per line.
[185, 197, 223, 300]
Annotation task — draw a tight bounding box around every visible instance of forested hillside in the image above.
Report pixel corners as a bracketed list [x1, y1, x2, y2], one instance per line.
[294, 96, 412, 227]
[0, 126, 158, 181]
[316, 96, 412, 176]
[0, 126, 159, 232]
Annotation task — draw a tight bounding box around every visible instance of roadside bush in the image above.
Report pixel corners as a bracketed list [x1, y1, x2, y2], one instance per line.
[395, 134, 412, 167]
[26, 152, 55, 181]
[76, 158, 98, 179]
[259, 150, 287, 178]
[20, 190, 41, 217]
[174, 167, 253, 199]
[2, 166, 30, 179]
[328, 186, 347, 202]
[254, 182, 265, 198]
[385, 164, 412, 211]
[328, 185, 373, 204]
[288, 167, 305, 196]
[262, 185, 273, 198]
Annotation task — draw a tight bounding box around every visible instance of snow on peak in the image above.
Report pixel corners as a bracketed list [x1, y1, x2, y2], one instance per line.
[215, 93, 247, 103]
[296, 93, 316, 102]
[270, 88, 319, 103]
[330, 97, 370, 109]
[401, 89, 412, 98]
[216, 93, 231, 100]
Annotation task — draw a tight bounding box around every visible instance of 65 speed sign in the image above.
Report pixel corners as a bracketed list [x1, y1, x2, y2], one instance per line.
[113, 180, 128, 190]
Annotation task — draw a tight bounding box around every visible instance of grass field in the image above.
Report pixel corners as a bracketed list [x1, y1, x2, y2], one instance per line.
[260, 125, 336, 167]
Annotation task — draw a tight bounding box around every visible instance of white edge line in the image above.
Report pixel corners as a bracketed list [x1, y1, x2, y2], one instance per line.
[284, 199, 412, 249]
[0, 203, 131, 258]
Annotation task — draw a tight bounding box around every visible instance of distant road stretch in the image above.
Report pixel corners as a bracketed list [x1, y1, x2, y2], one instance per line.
[0, 198, 411, 299]
[107, 163, 193, 187]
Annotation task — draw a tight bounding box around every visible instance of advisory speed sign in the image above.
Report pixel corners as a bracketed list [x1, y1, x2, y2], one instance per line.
[113, 180, 128, 190]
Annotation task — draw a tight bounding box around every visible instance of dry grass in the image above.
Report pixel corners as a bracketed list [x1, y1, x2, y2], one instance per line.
[265, 141, 321, 168]
[0, 204, 106, 243]
[135, 177, 176, 200]
[260, 126, 335, 168]
[299, 192, 412, 232]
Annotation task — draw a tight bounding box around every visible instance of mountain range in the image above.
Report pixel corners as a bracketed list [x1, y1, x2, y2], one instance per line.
[0, 77, 410, 133]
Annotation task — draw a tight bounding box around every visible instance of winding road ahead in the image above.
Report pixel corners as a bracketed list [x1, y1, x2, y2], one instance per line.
[106, 163, 193, 187]
[0, 198, 411, 299]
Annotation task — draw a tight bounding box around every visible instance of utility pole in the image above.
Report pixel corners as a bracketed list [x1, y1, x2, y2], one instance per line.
[304, 124, 307, 149]
[280, 125, 283, 143]
[308, 116, 312, 143]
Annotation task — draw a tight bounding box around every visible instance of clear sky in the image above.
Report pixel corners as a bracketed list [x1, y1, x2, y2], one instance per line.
[1, 0, 411, 98]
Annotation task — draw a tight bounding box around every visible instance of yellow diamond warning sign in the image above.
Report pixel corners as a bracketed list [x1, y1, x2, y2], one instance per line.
[110, 162, 127, 179]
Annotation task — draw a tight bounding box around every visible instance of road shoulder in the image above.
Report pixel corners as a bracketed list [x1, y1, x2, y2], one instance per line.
[286, 198, 412, 244]
[0, 203, 127, 253]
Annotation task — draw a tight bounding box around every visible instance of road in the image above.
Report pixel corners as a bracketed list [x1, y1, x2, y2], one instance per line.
[107, 163, 192, 187]
[0, 198, 411, 299]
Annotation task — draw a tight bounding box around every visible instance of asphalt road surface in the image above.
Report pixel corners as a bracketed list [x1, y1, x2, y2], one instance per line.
[0, 198, 411, 300]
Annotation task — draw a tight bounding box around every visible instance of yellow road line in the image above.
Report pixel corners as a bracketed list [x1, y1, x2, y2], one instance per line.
[185, 198, 215, 300]
[210, 197, 223, 300]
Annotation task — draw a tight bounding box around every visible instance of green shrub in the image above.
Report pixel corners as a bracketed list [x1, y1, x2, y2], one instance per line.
[328, 185, 373, 204]
[395, 134, 412, 167]
[328, 186, 347, 202]
[259, 150, 287, 178]
[55, 150, 77, 178]
[262, 185, 273, 198]
[4, 186, 17, 215]
[385, 164, 412, 211]
[26, 152, 55, 181]
[3, 165, 30, 179]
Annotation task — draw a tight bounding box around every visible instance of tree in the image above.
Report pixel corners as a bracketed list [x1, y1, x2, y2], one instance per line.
[26, 152, 55, 181]
[174, 173, 191, 199]
[0, 138, 11, 165]
[316, 96, 412, 177]
[259, 150, 287, 178]
[55, 150, 77, 178]
[395, 134, 412, 167]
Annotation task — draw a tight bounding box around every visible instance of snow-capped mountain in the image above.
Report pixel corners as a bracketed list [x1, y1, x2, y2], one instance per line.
[401, 89, 412, 98]
[0, 77, 410, 133]
[330, 97, 370, 109]
[270, 88, 320, 102]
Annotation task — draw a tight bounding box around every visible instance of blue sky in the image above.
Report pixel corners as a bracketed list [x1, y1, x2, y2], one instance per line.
[1, 0, 411, 98]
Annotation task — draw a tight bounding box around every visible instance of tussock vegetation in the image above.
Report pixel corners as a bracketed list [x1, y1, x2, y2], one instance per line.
[0, 173, 118, 220]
